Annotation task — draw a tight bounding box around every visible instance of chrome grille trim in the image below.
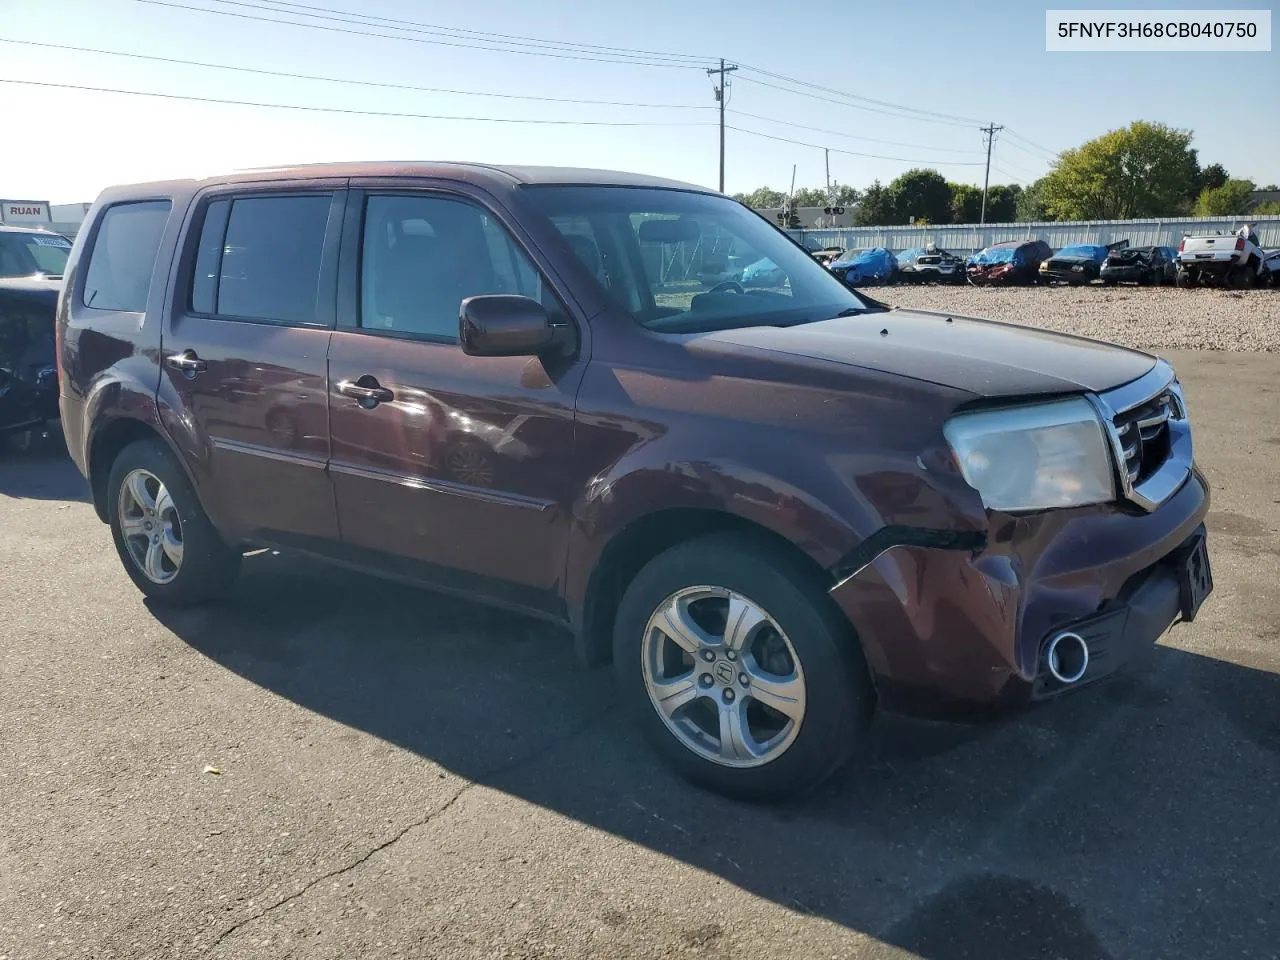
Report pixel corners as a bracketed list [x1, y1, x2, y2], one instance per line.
[1088, 358, 1193, 512]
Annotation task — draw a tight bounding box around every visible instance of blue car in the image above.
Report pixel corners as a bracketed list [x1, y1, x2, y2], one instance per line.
[829, 247, 897, 286]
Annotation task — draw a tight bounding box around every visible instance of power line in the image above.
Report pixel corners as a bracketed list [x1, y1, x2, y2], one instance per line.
[725, 124, 985, 166]
[990, 165, 1029, 185]
[1003, 128, 1060, 159]
[726, 108, 986, 153]
[0, 77, 717, 126]
[734, 63, 983, 126]
[137, 0, 707, 68]
[211, 0, 713, 64]
[732, 74, 975, 128]
[1002, 138, 1058, 163]
[0, 37, 711, 110]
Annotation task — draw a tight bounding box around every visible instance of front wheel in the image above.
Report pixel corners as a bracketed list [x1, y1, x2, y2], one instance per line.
[613, 532, 874, 800]
[107, 438, 240, 605]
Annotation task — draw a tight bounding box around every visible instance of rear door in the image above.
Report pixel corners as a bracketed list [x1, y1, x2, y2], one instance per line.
[326, 185, 588, 616]
[158, 182, 345, 546]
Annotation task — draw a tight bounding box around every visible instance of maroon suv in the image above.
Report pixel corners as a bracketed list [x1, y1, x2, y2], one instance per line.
[56, 164, 1212, 799]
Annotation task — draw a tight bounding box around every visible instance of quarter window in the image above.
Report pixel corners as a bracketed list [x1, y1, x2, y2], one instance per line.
[359, 195, 554, 340]
[190, 194, 331, 324]
[82, 200, 172, 312]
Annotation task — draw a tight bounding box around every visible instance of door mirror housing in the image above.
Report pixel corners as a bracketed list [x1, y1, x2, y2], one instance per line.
[459, 295, 557, 357]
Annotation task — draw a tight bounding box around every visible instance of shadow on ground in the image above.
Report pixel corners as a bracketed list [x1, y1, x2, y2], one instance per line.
[0, 427, 90, 502]
[149, 552, 1279, 960]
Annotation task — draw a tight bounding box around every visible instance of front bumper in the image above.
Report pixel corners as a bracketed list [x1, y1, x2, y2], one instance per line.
[829, 467, 1210, 715]
[1100, 265, 1148, 282]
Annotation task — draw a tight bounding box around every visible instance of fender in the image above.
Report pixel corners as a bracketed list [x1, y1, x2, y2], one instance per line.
[80, 366, 195, 523]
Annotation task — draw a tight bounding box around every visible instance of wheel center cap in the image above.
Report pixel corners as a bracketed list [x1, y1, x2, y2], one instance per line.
[713, 660, 736, 686]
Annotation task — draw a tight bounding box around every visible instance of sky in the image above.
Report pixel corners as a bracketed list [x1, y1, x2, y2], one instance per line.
[1, 0, 1277, 204]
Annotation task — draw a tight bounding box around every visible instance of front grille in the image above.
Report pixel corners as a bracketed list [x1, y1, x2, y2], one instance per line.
[1113, 392, 1175, 485]
[1094, 360, 1193, 512]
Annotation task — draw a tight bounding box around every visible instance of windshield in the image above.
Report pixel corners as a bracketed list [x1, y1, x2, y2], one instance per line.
[0, 231, 71, 278]
[1057, 244, 1106, 259]
[523, 186, 868, 334]
[973, 246, 1018, 264]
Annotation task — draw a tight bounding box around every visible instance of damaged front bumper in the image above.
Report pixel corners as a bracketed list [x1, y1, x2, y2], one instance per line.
[827, 468, 1211, 716]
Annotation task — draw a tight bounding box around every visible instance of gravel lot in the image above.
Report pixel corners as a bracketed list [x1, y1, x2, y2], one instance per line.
[2, 350, 1278, 959]
[880, 285, 1280, 352]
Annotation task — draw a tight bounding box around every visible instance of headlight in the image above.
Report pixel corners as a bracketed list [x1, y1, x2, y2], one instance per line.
[943, 397, 1115, 511]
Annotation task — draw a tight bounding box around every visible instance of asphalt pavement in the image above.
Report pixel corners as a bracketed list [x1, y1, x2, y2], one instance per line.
[1, 349, 1277, 960]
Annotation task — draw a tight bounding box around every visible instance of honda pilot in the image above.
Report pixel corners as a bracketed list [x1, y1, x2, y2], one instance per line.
[56, 164, 1212, 799]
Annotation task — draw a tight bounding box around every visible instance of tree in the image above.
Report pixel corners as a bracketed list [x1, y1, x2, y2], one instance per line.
[731, 187, 786, 208]
[949, 183, 983, 223]
[1016, 178, 1051, 221]
[1039, 121, 1200, 220]
[1255, 200, 1280, 215]
[832, 184, 861, 206]
[887, 168, 951, 225]
[985, 184, 1024, 223]
[792, 187, 832, 207]
[1193, 178, 1257, 216]
[1198, 163, 1230, 193]
[855, 180, 896, 226]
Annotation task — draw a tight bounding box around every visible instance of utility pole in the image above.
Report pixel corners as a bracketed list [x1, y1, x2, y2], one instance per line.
[707, 58, 738, 193]
[979, 122, 1004, 225]
[825, 147, 831, 206]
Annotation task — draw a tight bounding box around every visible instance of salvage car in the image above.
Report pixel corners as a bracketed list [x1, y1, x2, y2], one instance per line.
[0, 226, 69, 444]
[966, 239, 1052, 285]
[896, 244, 966, 284]
[1176, 225, 1270, 288]
[1100, 245, 1177, 286]
[827, 246, 897, 285]
[57, 164, 1212, 801]
[1040, 241, 1127, 285]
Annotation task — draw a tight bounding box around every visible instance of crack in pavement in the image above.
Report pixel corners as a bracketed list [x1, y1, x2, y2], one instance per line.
[205, 706, 615, 954]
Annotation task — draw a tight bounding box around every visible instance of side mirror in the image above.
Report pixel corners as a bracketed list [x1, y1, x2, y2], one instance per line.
[459, 295, 556, 358]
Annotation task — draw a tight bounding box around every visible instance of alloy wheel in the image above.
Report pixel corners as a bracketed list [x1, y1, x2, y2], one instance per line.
[117, 468, 184, 584]
[641, 586, 806, 768]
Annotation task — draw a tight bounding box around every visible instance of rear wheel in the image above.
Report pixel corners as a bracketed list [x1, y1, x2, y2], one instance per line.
[613, 532, 874, 800]
[107, 438, 240, 604]
[1227, 265, 1254, 290]
[1176, 268, 1195, 289]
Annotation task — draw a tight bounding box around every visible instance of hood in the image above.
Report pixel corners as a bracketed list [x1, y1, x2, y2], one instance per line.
[1047, 255, 1096, 265]
[698, 308, 1155, 398]
[0, 275, 63, 302]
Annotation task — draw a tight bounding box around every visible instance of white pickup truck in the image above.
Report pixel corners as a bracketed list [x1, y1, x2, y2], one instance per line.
[1175, 225, 1270, 288]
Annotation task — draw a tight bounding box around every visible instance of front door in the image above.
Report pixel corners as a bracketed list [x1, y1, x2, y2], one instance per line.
[159, 186, 345, 545]
[326, 188, 587, 615]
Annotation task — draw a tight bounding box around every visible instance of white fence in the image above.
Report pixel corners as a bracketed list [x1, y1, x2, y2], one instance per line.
[788, 216, 1280, 255]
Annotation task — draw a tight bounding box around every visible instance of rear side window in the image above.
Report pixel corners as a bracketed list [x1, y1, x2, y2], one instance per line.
[82, 200, 172, 312]
[191, 194, 331, 325]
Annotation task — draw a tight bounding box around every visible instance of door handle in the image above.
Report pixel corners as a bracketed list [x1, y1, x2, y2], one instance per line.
[337, 378, 394, 408]
[166, 350, 207, 378]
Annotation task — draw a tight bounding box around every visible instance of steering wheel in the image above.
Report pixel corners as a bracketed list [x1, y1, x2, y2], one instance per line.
[708, 280, 745, 295]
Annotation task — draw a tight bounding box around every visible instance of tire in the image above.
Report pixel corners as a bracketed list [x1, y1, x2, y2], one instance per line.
[106, 438, 240, 605]
[1176, 268, 1195, 289]
[612, 532, 874, 801]
[1227, 266, 1249, 290]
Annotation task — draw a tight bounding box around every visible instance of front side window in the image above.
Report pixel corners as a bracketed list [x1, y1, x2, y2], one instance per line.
[190, 194, 331, 324]
[359, 194, 552, 340]
[82, 200, 172, 311]
[524, 186, 868, 335]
